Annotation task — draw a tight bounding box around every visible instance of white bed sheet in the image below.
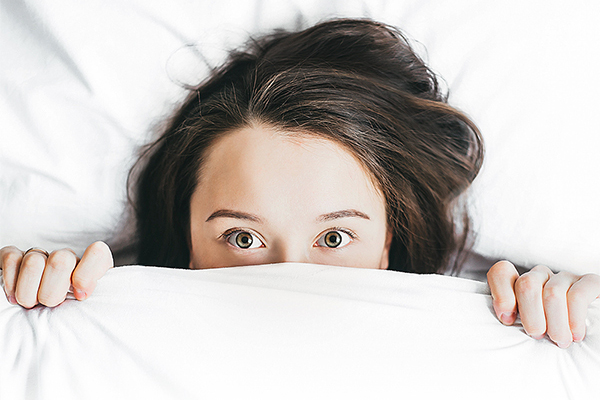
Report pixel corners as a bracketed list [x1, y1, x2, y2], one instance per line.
[1, 264, 599, 399]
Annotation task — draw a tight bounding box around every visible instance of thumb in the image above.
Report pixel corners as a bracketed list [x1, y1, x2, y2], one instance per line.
[71, 241, 114, 300]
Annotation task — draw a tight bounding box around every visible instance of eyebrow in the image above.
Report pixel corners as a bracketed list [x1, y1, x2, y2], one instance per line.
[205, 208, 370, 223]
[316, 209, 370, 222]
[206, 209, 262, 223]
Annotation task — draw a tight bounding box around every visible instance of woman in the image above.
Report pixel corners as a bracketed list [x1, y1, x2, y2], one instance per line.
[1, 19, 598, 349]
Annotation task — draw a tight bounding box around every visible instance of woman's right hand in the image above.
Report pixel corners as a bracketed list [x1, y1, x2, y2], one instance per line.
[0, 241, 113, 308]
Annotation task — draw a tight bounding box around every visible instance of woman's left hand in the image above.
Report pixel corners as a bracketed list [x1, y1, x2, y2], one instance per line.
[487, 261, 600, 348]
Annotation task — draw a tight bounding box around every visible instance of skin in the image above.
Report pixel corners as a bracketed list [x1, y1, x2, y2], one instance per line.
[188, 125, 391, 270]
[487, 261, 600, 348]
[0, 242, 113, 308]
[1, 124, 598, 349]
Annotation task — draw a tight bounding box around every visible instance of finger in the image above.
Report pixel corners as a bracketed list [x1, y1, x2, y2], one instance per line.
[0, 246, 24, 304]
[37, 249, 78, 307]
[15, 250, 48, 308]
[567, 274, 600, 343]
[71, 241, 113, 300]
[543, 271, 579, 348]
[514, 265, 553, 339]
[487, 261, 519, 325]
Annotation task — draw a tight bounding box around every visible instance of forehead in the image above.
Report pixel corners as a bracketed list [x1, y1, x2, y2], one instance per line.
[195, 125, 385, 220]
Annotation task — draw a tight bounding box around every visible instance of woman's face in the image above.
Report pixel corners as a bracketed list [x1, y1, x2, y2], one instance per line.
[189, 125, 392, 270]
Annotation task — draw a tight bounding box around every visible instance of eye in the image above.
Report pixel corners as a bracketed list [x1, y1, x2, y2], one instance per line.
[315, 230, 354, 249]
[225, 230, 264, 249]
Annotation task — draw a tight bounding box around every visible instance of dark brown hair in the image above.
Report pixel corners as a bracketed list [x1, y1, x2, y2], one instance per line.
[130, 18, 484, 273]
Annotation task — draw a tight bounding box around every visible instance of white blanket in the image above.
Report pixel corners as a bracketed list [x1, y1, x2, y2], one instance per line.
[1, 264, 599, 399]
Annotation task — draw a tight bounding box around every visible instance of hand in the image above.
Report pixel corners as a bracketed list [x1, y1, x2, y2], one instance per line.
[487, 260, 600, 348]
[0, 241, 113, 308]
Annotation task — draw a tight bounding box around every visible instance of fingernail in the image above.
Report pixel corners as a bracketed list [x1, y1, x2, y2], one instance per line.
[73, 288, 87, 300]
[530, 333, 545, 340]
[7, 295, 16, 305]
[573, 334, 585, 343]
[557, 341, 571, 349]
[500, 312, 516, 325]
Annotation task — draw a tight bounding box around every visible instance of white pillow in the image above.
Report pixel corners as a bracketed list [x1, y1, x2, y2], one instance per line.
[1, 1, 598, 274]
[405, 2, 600, 274]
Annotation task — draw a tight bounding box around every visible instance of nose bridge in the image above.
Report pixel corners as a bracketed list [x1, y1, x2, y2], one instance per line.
[269, 240, 311, 264]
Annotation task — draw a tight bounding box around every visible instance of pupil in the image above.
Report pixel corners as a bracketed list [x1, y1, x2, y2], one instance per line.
[325, 232, 341, 247]
[237, 233, 252, 248]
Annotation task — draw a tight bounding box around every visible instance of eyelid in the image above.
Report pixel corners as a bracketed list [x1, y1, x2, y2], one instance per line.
[314, 227, 357, 248]
[323, 227, 357, 239]
[220, 228, 266, 249]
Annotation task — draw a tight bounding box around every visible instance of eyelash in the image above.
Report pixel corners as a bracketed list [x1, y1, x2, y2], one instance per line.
[220, 228, 265, 249]
[314, 227, 357, 249]
[219, 227, 357, 251]
[322, 227, 357, 240]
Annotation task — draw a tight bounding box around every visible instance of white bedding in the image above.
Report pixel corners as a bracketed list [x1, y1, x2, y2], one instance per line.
[2, 2, 600, 399]
[1, 263, 599, 400]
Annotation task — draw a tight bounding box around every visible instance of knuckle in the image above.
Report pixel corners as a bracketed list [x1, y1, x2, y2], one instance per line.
[89, 241, 108, 254]
[89, 241, 113, 263]
[542, 284, 564, 304]
[514, 275, 537, 295]
[582, 273, 600, 287]
[531, 265, 552, 274]
[46, 251, 76, 272]
[1, 251, 22, 269]
[22, 260, 46, 275]
[0, 246, 20, 256]
[22, 251, 46, 266]
[567, 288, 586, 306]
[20, 257, 43, 273]
[556, 270, 575, 280]
[487, 260, 515, 278]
